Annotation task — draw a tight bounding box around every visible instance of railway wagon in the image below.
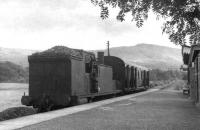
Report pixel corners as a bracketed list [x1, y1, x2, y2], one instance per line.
[104, 56, 125, 91]
[21, 46, 150, 111]
[125, 65, 149, 91]
[21, 46, 120, 111]
[104, 56, 149, 92]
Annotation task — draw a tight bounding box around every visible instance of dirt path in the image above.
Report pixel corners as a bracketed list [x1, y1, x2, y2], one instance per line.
[162, 80, 186, 92]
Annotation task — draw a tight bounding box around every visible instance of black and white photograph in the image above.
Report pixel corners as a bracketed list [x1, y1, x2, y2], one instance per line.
[0, 0, 199, 130]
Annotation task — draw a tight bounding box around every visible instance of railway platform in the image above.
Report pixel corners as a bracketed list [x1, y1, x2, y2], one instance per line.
[1, 88, 200, 130]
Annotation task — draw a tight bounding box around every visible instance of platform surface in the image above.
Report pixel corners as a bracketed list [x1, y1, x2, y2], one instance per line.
[0, 89, 158, 130]
[16, 89, 200, 130]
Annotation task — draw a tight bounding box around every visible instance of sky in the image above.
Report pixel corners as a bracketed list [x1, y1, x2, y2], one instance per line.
[0, 0, 180, 50]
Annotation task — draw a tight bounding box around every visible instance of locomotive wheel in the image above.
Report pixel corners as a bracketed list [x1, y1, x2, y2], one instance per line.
[37, 107, 46, 113]
[70, 96, 79, 106]
[37, 104, 53, 113]
[112, 93, 117, 98]
[46, 104, 54, 111]
[87, 97, 93, 103]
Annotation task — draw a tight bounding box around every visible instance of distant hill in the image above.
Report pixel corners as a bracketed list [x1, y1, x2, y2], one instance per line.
[0, 44, 182, 70]
[0, 61, 28, 83]
[0, 47, 36, 67]
[100, 44, 182, 70]
[0, 44, 183, 82]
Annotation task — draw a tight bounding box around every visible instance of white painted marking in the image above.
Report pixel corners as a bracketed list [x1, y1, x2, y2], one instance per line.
[98, 107, 113, 111]
[128, 98, 137, 101]
[149, 88, 159, 91]
[0, 89, 159, 130]
[117, 103, 132, 106]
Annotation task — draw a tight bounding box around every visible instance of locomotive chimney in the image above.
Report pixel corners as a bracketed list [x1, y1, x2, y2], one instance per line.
[97, 51, 104, 64]
[107, 41, 110, 56]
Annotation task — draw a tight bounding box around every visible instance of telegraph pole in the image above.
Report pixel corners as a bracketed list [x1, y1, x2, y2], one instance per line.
[107, 41, 110, 56]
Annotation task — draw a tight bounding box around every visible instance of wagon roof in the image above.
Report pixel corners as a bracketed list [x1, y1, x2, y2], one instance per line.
[104, 56, 149, 70]
[104, 56, 125, 64]
[30, 46, 94, 59]
[125, 61, 149, 70]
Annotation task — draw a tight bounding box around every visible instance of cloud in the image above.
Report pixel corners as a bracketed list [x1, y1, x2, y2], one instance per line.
[0, 0, 137, 36]
[70, 14, 138, 36]
[0, 0, 80, 9]
[0, 0, 176, 50]
[0, 0, 81, 30]
[13, 10, 73, 31]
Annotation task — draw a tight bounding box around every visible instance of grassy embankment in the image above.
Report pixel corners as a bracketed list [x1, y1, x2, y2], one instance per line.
[0, 83, 36, 121]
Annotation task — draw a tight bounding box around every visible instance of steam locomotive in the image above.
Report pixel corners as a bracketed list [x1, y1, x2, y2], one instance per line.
[21, 46, 149, 112]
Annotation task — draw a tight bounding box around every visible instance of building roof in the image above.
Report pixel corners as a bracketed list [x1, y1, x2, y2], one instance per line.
[125, 61, 149, 71]
[188, 45, 200, 66]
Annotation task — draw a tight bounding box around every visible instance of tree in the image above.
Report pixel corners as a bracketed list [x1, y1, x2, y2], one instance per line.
[91, 0, 200, 45]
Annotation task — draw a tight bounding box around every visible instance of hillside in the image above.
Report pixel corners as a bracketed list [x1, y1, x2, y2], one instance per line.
[0, 44, 183, 82]
[0, 47, 36, 67]
[0, 61, 28, 83]
[0, 44, 182, 70]
[101, 44, 182, 70]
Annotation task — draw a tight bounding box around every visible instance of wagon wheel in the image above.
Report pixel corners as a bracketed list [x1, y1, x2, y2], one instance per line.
[87, 97, 93, 103]
[70, 96, 80, 106]
[112, 93, 117, 98]
[37, 107, 46, 113]
[46, 104, 54, 111]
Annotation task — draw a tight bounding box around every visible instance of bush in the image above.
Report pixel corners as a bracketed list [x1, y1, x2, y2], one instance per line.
[0, 107, 36, 121]
[150, 69, 186, 81]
